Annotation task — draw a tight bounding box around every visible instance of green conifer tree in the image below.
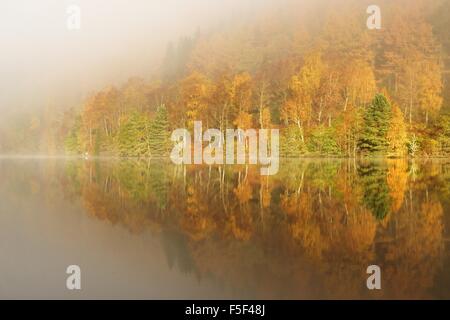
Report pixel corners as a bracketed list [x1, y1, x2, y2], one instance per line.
[358, 94, 392, 155]
[148, 104, 170, 157]
[117, 112, 152, 157]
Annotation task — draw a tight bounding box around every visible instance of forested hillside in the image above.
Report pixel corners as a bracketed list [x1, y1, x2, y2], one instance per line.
[2, 0, 449, 157]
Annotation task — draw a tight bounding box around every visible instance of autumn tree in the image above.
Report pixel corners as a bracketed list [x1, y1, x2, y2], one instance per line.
[417, 60, 443, 125]
[341, 60, 377, 110]
[387, 103, 407, 156]
[120, 77, 150, 113]
[52, 0, 448, 160]
[254, 72, 271, 129]
[377, 7, 442, 126]
[229, 72, 253, 129]
[179, 71, 213, 129]
[282, 51, 325, 141]
[335, 105, 364, 157]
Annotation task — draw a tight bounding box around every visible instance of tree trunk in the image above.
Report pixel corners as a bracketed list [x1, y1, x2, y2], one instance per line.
[89, 126, 93, 148]
[409, 76, 413, 125]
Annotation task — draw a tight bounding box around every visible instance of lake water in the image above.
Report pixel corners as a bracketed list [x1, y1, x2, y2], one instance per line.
[0, 158, 449, 299]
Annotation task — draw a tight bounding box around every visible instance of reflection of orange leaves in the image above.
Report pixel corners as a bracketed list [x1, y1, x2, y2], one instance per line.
[181, 185, 215, 241]
[418, 200, 444, 258]
[81, 181, 162, 234]
[387, 160, 408, 214]
[71, 159, 447, 299]
[261, 186, 271, 208]
[234, 180, 252, 204]
[122, 210, 146, 234]
[384, 199, 444, 298]
[281, 191, 328, 260]
[225, 213, 253, 241]
[82, 184, 118, 224]
[181, 215, 214, 241]
[335, 208, 376, 259]
[290, 219, 326, 260]
[280, 191, 309, 216]
[186, 186, 200, 212]
[280, 192, 296, 215]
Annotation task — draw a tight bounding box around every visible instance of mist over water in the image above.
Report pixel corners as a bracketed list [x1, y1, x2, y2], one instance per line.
[0, 0, 272, 116]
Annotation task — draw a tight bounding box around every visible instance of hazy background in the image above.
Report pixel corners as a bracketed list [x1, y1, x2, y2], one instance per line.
[0, 0, 273, 116]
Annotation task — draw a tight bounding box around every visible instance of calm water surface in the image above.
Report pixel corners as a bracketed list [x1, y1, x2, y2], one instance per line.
[0, 158, 449, 299]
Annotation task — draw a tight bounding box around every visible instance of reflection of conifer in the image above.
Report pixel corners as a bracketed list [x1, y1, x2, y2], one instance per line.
[161, 230, 195, 274]
[358, 162, 391, 220]
[149, 164, 168, 210]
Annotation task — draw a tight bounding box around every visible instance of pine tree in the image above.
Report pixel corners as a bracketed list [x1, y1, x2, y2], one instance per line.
[117, 112, 152, 157]
[148, 105, 170, 157]
[358, 94, 392, 155]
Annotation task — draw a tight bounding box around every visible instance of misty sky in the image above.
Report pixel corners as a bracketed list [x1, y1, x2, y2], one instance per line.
[0, 0, 272, 115]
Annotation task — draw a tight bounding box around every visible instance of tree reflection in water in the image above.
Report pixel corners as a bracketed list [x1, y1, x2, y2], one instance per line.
[56, 158, 449, 299]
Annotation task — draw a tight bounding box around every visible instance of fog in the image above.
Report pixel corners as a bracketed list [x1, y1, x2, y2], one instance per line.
[0, 0, 274, 116]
